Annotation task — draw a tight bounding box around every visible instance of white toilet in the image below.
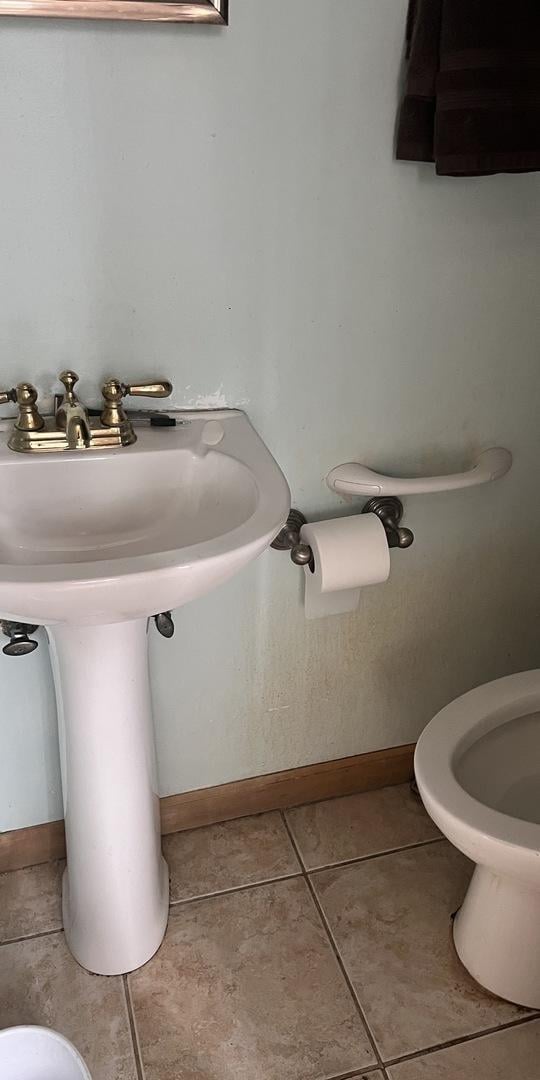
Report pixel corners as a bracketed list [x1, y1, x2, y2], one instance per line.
[414, 669, 540, 1009]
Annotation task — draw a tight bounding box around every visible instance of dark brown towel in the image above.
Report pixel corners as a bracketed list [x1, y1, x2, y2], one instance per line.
[396, 0, 540, 176]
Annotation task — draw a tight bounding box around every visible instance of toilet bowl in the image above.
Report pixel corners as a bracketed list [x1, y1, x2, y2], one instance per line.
[414, 669, 540, 1009]
[0, 1026, 91, 1080]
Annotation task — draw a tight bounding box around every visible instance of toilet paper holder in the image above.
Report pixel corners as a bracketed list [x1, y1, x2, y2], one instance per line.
[272, 497, 414, 567]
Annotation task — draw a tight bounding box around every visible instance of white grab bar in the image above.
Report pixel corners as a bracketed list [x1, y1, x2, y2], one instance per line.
[326, 447, 512, 498]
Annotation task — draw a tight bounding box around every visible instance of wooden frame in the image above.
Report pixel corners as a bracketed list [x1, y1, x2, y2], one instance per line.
[0, 743, 415, 873]
[0, 0, 227, 22]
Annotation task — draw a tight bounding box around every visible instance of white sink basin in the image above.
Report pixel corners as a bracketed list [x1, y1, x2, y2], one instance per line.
[0, 407, 289, 977]
[0, 409, 290, 625]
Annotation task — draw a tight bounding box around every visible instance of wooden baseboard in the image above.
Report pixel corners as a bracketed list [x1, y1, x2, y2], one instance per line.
[160, 743, 415, 833]
[0, 819, 67, 875]
[0, 743, 414, 874]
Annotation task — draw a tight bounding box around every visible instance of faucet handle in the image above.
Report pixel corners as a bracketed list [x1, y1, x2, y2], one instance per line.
[0, 384, 44, 431]
[122, 380, 172, 399]
[13, 383, 44, 432]
[59, 370, 80, 402]
[100, 377, 173, 428]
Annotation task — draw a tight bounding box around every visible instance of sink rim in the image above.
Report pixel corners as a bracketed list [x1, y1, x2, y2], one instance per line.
[0, 409, 290, 585]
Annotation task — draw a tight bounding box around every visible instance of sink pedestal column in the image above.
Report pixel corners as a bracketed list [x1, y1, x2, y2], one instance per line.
[47, 619, 169, 975]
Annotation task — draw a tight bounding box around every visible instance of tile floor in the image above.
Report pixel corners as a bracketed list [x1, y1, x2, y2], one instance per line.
[1, 784, 538, 1080]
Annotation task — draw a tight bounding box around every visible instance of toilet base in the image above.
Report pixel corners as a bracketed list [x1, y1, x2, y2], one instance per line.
[453, 864, 540, 1009]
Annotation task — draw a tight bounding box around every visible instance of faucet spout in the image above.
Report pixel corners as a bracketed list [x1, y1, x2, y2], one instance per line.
[66, 412, 92, 449]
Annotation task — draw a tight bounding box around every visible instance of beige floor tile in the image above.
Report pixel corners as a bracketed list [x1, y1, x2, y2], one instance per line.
[0, 933, 137, 1080]
[388, 1019, 540, 1078]
[313, 842, 527, 1060]
[163, 811, 300, 902]
[286, 784, 440, 870]
[0, 860, 64, 943]
[129, 877, 375, 1080]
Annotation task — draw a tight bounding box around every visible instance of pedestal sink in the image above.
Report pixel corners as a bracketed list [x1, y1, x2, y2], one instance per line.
[0, 409, 290, 975]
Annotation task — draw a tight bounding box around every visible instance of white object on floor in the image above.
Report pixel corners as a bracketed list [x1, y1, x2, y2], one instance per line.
[326, 446, 512, 497]
[415, 670, 540, 1009]
[0, 1026, 91, 1080]
[300, 513, 390, 618]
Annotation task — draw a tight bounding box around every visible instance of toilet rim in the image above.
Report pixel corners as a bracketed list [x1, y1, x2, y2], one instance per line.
[415, 669, 540, 856]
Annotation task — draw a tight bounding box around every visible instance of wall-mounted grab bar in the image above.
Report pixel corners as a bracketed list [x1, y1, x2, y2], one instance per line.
[326, 447, 512, 498]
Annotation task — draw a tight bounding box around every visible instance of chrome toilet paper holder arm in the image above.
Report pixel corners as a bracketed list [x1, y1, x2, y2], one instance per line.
[271, 497, 413, 567]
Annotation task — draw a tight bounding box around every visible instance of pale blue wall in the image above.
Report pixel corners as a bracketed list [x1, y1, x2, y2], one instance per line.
[1, 0, 539, 830]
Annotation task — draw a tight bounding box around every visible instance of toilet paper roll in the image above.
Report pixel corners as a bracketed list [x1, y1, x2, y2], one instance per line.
[300, 514, 390, 619]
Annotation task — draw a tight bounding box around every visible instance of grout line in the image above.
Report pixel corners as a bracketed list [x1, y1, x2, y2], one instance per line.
[306, 879, 391, 1080]
[123, 974, 145, 1080]
[384, 1011, 540, 1067]
[280, 807, 306, 871]
[324, 1067, 384, 1079]
[280, 811, 390, 1079]
[279, 811, 308, 873]
[0, 925, 63, 948]
[168, 870, 303, 909]
[305, 836, 444, 876]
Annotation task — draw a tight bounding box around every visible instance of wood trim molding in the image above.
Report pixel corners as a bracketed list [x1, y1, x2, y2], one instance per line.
[0, 819, 67, 875]
[0, 743, 414, 874]
[160, 743, 415, 834]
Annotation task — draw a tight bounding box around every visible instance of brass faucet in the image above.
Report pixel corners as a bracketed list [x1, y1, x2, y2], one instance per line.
[0, 371, 173, 453]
